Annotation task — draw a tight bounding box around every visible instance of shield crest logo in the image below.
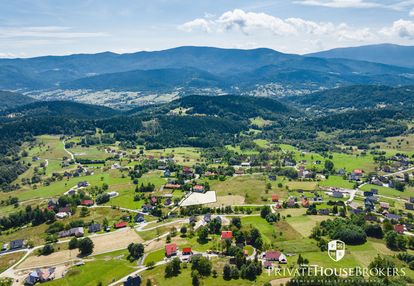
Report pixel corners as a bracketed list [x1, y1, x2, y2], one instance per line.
[328, 240, 345, 262]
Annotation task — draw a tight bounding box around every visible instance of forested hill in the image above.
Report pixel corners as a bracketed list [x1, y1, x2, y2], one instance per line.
[285, 85, 414, 110]
[0, 90, 36, 111]
[1, 100, 121, 119]
[61, 67, 224, 91]
[165, 95, 294, 120]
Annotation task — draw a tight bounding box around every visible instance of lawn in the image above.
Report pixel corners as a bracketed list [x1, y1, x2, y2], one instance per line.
[69, 145, 111, 161]
[278, 144, 376, 173]
[210, 175, 285, 204]
[45, 249, 138, 286]
[360, 184, 407, 199]
[145, 147, 202, 166]
[144, 248, 165, 265]
[141, 257, 277, 286]
[105, 171, 167, 209]
[0, 252, 25, 274]
[318, 175, 355, 189]
[0, 169, 130, 203]
[285, 215, 326, 238]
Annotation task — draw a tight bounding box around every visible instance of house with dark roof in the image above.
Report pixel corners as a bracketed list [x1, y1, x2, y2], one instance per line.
[410, 197, 414, 204]
[134, 213, 145, 223]
[88, 223, 101, 233]
[318, 209, 330, 215]
[405, 203, 414, 210]
[204, 213, 211, 223]
[385, 213, 401, 221]
[123, 275, 142, 286]
[10, 239, 24, 250]
[142, 204, 154, 213]
[165, 243, 177, 257]
[58, 227, 84, 238]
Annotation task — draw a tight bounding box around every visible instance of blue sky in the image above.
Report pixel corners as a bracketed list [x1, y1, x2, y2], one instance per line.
[1, 0, 414, 57]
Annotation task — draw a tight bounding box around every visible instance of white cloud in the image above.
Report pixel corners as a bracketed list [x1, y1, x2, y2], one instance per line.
[410, 8, 414, 16]
[0, 26, 107, 39]
[381, 19, 414, 39]
[178, 19, 212, 33]
[216, 9, 297, 35]
[179, 9, 376, 41]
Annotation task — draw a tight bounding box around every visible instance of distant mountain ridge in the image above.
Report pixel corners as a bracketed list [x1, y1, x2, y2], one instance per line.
[0, 45, 414, 103]
[307, 44, 414, 68]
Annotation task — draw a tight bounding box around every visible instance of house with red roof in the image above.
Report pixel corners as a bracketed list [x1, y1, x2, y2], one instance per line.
[81, 200, 94, 206]
[264, 251, 287, 264]
[165, 243, 177, 257]
[221, 231, 233, 240]
[301, 199, 310, 208]
[271, 195, 279, 202]
[114, 221, 127, 229]
[182, 247, 192, 255]
[394, 224, 405, 234]
[193, 185, 205, 193]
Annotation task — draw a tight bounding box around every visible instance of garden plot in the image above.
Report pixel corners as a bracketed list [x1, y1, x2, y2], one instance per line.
[180, 191, 217, 206]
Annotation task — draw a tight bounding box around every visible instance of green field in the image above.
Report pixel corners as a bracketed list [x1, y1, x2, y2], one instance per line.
[318, 175, 355, 189]
[45, 250, 137, 286]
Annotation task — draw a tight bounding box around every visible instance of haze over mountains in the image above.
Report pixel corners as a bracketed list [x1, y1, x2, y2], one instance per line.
[0, 43, 413, 109]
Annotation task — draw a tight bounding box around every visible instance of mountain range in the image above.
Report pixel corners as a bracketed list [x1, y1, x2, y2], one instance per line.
[0, 45, 414, 92]
[0, 44, 413, 109]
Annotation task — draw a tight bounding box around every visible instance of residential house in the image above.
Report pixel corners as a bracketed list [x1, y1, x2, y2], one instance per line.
[142, 204, 154, 213]
[380, 202, 390, 210]
[77, 181, 88, 188]
[114, 221, 128, 229]
[165, 243, 177, 257]
[189, 216, 196, 224]
[193, 185, 205, 193]
[264, 251, 287, 264]
[182, 247, 192, 255]
[58, 227, 84, 238]
[88, 223, 101, 233]
[221, 231, 233, 240]
[25, 268, 56, 285]
[271, 195, 279, 202]
[263, 261, 273, 269]
[123, 275, 142, 286]
[365, 215, 378, 222]
[405, 203, 414, 210]
[10, 239, 24, 250]
[394, 224, 405, 234]
[134, 213, 145, 223]
[164, 198, 172, 206]
[385, 213, 401, 221]
[81, 200, 94, 206]
[318, 209, 330, 215]
[163, 170, 171, 177]
[410, 197, 414, 204]
[204, 213, 212, 223]
[332, 191, 343, 198]
[164, 184, 181, 189]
